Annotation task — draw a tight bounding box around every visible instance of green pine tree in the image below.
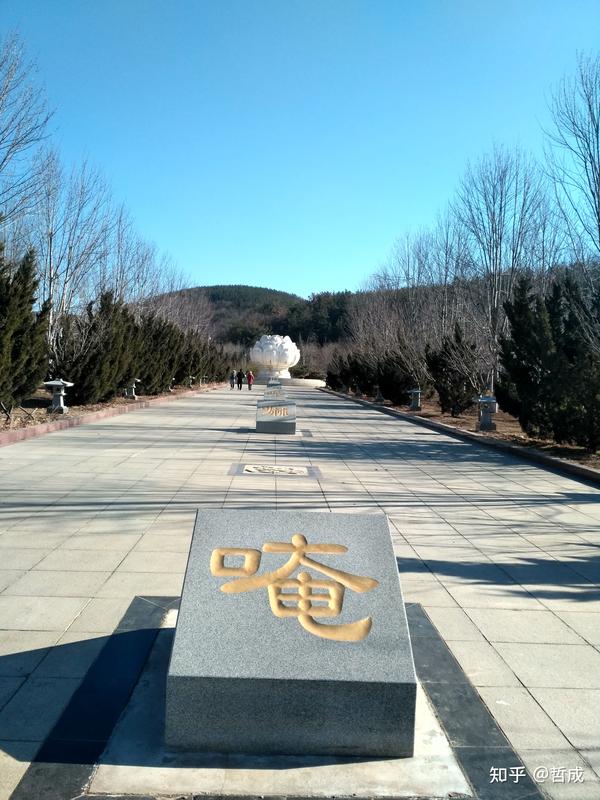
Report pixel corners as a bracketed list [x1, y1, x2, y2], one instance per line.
[0, 247, 49, 413]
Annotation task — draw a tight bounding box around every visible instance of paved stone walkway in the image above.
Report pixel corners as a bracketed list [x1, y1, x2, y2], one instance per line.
[0, 386, 599, 799]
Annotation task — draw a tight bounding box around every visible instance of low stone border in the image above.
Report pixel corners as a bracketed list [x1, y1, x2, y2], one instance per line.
[321, 387, 600, 487]
[0, 385, 225, 449]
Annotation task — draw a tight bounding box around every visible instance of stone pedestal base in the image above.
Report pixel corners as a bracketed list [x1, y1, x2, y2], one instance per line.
[255, 368, 291, 384]
[165, 510, 417, 757]
[256, 400, 296, 435]
[477, 419, 497, 432]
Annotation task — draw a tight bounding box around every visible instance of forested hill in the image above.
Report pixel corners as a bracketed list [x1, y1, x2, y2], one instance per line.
[172, 284, 354, 345]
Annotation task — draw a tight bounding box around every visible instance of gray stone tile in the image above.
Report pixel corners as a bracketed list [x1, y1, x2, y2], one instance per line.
[133, 533, 192, 552]
[0, 571, 25, 592]
[446, 640, 520, 687]
[67, 597, 134, 633]
[477, 686, 570, 750]
[0, 677, 24, 711]
[422, 606, 486, 641]
[0, 676, 81, 740]
[95, 571, 183, 598]
[0, 532, 71, 549]
[32, 631, 107, 678]
[529, 688, 600, 750]
[494, 643, 600, 688]
[518, 748, 600, 800]
[0, 596, 87, 630]
[0, 740, 40, 800]
[0, 631, 60, 676]
[0, 548, 49, 569]
[58, 533, 141, 551]
[555, 612, 600, 645]
[445, 583, 546, 610]
[401, 581, 459, 607]
[2, 570, 110, 597]
[465, 608, 585, 644]
[116, 550, 188, 573]
[33, 549, 125, 572]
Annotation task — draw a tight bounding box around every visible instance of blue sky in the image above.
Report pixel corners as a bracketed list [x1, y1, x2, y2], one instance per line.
[2, 0, 600, 297]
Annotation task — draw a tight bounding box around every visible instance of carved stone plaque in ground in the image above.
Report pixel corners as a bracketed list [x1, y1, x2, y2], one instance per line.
[243, 464, 308, 476]
[256, 398, 296, 434]
[166, 510, 417, 757]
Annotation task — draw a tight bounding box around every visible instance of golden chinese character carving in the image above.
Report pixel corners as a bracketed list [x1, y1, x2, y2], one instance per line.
[209, 534, 378, 642]
[263, 406, 288, 417]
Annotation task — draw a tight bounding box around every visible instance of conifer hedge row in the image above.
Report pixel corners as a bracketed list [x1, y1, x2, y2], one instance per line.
[0, 248, 229, 412]
[498, 276, 600, 452]
[328, 276, 600, 452]
[0, 247, 49, 412]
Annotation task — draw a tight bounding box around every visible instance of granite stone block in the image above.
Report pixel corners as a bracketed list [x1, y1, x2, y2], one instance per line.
[166, 510, 417, 757]
[263, 387, 287, 401]
[256, 399, 296, 434]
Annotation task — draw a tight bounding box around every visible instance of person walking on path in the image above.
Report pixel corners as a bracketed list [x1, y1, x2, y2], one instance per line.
[246, 370, 254, 390]
[236, 370, 244, 390]
[229, 370, 236, 390]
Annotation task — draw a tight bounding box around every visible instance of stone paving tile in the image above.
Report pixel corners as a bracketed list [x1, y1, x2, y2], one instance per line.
[66, 597, 137, 633]
[402, 581, 460, 607]
[95, 571, 183, 598]
[529, 688, 600, 751]
[0, 740, 40, 800]
[444, 582, 547, 610]
[0, 596, 87, 631]
[464, 608, 586, 644]
[0, 532, 71, 550]
[518, 747, 600, 799]
[33, 549, 126, 572]
[116, 550, 188, 573]
[0, 631, 60, 677]
[422, 606, 486, 642]
[31, 631, 107, 678]
[0, 676, 81, 741]
[445, 640, 521, 687]
[0, 572, 26, 593]
[2, 570, 110, 598]
[0, 678, 24, 711]
[0, 549, 50, 570]
[476, 686, 572, 750]
[554, 611, 600, 644]
[494, 643, 600, 688]
[57, 533, 141, 551]
[132, 533, 192, 551]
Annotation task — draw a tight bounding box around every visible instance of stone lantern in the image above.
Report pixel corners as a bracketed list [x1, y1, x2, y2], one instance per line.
[125, 378, 141, 399]
[407, 388, 422, 411]
[249, 335, 300, 383]
[44, 379, 74, 414]
[477, 395, 498, 431]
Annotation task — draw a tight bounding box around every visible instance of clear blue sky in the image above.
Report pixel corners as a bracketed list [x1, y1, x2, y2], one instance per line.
[2, 0, 600, 297]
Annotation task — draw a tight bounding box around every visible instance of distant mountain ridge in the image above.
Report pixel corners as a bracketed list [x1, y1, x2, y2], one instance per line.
[167, 284, 353, 346]
[173, 284, 306, 344]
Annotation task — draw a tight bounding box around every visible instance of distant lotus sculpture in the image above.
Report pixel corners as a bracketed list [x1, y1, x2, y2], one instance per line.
[250, 334, 300, 382]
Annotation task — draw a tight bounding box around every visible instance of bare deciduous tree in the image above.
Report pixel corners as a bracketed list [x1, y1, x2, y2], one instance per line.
[0, 34, 50, 223]
[33, 150, 113, 353]
[547, 53, 600, 272]
[452, 145, 544, 387]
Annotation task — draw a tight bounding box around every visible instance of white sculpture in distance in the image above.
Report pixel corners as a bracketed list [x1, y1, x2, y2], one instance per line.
[249, 334, 301, 382]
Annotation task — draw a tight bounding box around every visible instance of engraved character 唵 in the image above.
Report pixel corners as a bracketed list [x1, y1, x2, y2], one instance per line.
[210, 534, 378, 641]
